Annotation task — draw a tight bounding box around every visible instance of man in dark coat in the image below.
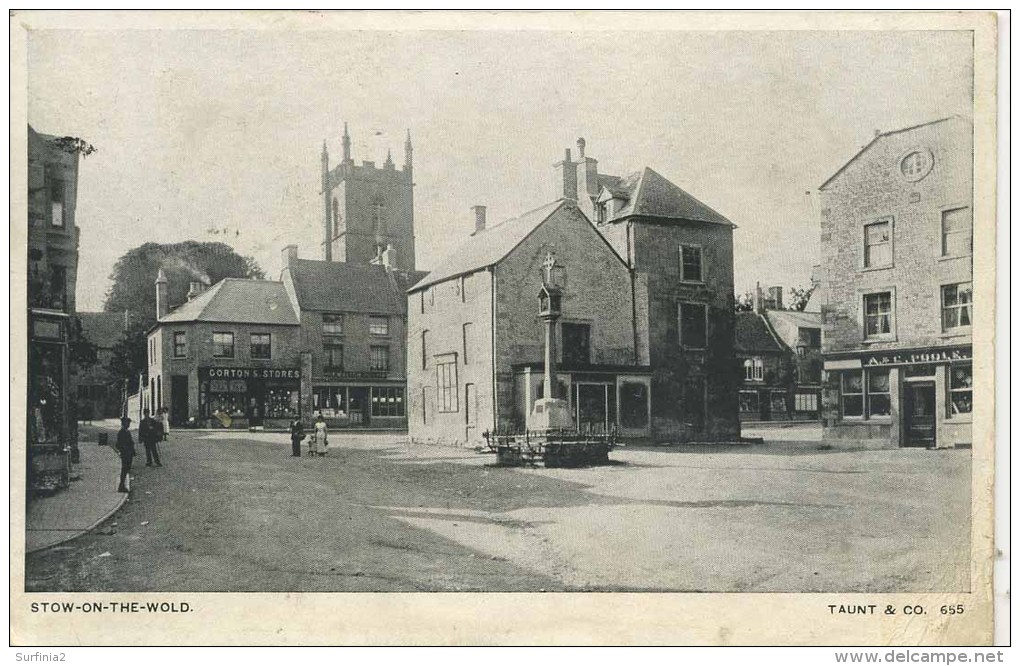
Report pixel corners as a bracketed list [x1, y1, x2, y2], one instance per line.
[289, 419, 304, 457]
[139, 409, 163, 467]
[114, 417, 135, 493]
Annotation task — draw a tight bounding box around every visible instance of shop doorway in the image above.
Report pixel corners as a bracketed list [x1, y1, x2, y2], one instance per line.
[904, 382, 936, 448]
[349, 387, 370, 426]
[170, 376, 188, 425]
[574, 383, 615, 434]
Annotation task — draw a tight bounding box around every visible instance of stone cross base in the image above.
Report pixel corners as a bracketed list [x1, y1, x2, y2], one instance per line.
[529, 398, 574, 431]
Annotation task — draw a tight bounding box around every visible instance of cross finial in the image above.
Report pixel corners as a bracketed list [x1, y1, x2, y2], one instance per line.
[542, 251, 557, 284]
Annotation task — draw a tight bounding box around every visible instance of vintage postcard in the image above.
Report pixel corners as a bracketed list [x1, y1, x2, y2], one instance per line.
[10, 10, 1000, 646]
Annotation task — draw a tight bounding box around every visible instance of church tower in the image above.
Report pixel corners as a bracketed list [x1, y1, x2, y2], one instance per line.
[320, 123, 416, 271]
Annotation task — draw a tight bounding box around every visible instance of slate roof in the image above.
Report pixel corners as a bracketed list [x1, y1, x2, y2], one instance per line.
[607, 167, 733, 226]
[734, 312, 785, 354]
[409, 199, 569, 292]
[286, 258, 426, 314]
[159, 279, 299, 325]
[78, 312, 129, 349]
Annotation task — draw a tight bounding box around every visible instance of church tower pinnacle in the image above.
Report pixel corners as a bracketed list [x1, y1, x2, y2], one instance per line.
[404, 129, 413, 171]
[342, 122, 352, 164]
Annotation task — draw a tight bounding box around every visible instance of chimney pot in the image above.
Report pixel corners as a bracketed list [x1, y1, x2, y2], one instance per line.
[472, 205, 487, 234]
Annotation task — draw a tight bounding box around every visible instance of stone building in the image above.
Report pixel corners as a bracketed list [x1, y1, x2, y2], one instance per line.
[320, 124, 416, 271]
[407, 200, 653, 447]
[76, 311, 131, 419]
[553, 139, 740, 441]
[146, 275, 303, 429]
[735, 288, 823, 422]
[27, 126, 86, 487]
[280, 246, 426, 429]
[817, 116, 972, 448]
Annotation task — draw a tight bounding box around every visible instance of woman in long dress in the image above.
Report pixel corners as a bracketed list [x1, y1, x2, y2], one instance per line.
[312, 414, 328, 456]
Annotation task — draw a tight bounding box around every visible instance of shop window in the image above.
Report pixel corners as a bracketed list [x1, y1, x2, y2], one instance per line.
[264, 386, 299, 419]
[840, 369, 891, 419]
[561, 322, 591, 366]
[679, 302, 707, 350]
[462, 323, 472, 365]
[324, 343, 344, 370]
[864, 219, 892, 268]
[436, 356, 458, 413]
[322, 313, 344, 336]
[679, 244, 703, 282]
[620, 382, 648, 428]
[867, 369, 891, 416]
[794, 393, 818, 412]
[371, 387, 405, 417]
[250, 333, 271, 360]
[948, 364, 972, 416]
[864, 292, 894, 339]
[370, 345, 390, 372]
[212, 332, 234, 358]
[770, 391, 787, 413]
[941, 282, 972, 332]
[173, 332, 187, 358]
[369, 315, 389, 336]
[314, 387, 349, 420]
[841, 371, 864, 418]
[738, 390, 759, 414]
[941, 207, 972, 257]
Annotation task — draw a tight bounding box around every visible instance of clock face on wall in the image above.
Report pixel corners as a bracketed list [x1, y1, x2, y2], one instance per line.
[900, 149, 934, 182]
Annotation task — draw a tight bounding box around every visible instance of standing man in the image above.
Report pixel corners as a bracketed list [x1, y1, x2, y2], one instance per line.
[139, 408, 163, 467]
[114, 417, 135, 493]
[289, 418, 304, 457]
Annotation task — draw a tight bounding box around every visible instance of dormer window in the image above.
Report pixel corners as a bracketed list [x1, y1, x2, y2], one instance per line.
[596, 201, 608, 224]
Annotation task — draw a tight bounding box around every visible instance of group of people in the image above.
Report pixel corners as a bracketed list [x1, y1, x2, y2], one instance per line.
[113, 408, 169, 493]
[289, 413, 330, 457]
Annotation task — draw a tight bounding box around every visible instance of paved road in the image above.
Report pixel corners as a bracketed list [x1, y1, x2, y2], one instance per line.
[25, 431, 579, 592]
[25, 429, 971, 593]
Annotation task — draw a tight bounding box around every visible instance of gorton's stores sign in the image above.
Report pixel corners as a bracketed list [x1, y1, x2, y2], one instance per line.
[863, 346, 971, 367]
[199, 367, 301, 381]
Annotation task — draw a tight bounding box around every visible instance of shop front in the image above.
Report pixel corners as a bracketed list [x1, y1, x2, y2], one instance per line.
[513, 364, 653, 438]
[823, 345, 972, 449]
[28, 309, 75, 492]
[198, 366, 301, 429]
[311, 370, 407, 429]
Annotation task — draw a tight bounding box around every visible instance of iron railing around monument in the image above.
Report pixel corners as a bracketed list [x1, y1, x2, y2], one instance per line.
[482, 422, 620, 468]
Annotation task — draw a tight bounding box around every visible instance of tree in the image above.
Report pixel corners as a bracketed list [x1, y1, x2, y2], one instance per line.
[734, 290, 755, 312]
[787, 284, 816, 312]
[69, 316, 98, 370]
[102, 241, 266, 386]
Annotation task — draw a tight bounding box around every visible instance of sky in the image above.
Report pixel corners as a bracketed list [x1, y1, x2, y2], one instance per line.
[26, 26, 973, 312]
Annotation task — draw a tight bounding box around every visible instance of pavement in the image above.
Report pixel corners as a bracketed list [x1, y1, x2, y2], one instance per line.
[25, 420, 128, 554]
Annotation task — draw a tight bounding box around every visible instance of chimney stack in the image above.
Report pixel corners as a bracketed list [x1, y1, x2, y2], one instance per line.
[282, 244, 298, 269]
[753, 282, 764, 314]
[554, 148, 577, 200]
[155, 269, 169, 319]
[472, 205, 487, 234]
[768, 286, 784, 311]
[187, 281, 207, 301]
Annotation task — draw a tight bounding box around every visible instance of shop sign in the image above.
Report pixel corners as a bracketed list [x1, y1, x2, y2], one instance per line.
[199, 367, 300, 381]
[863, 347, 971, 367]
[320, 369, 388, 380]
